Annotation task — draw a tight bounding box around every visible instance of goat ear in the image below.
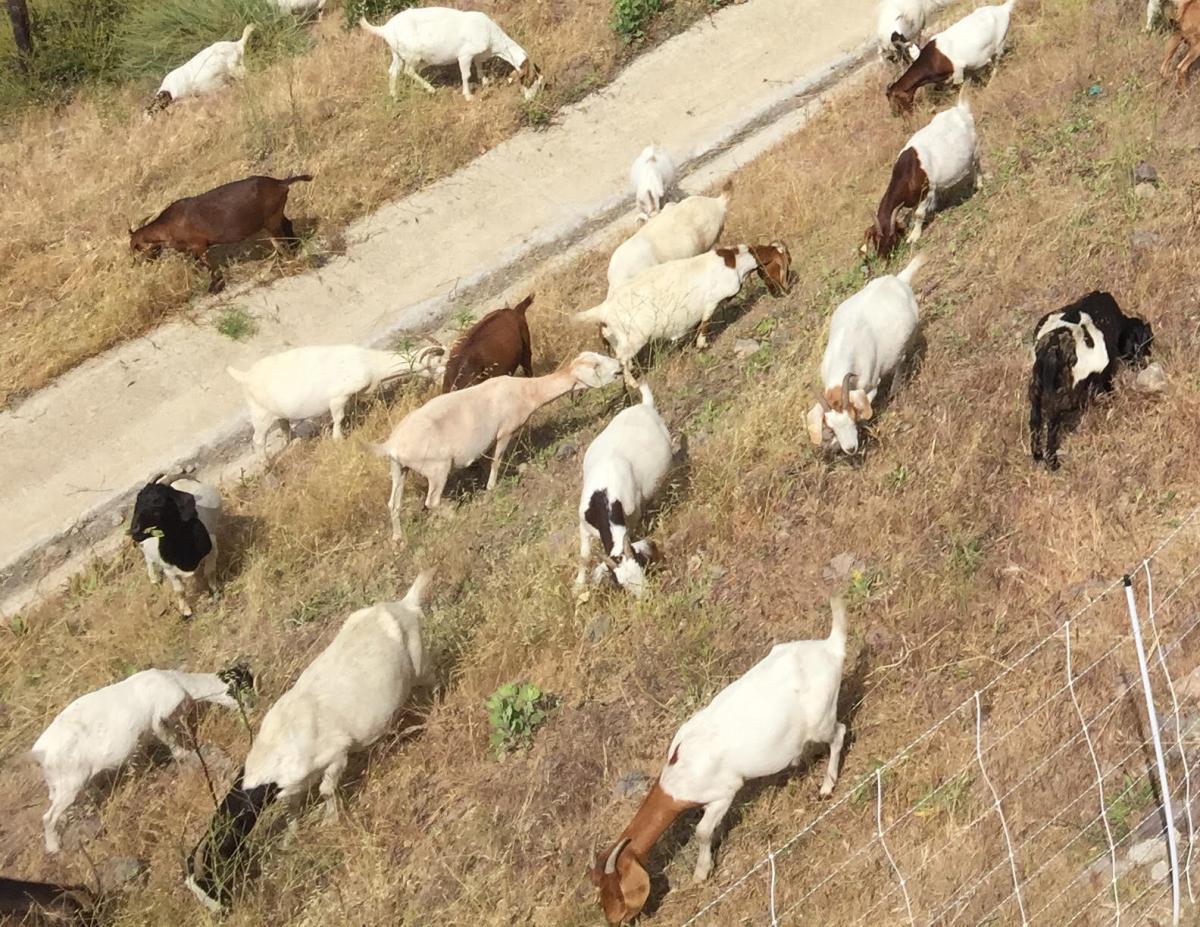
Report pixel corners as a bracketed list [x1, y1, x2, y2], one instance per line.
[849, 389, 873, 421]
[170, 487, 198, 521]
[806, 403, 826, 446]
[617, 855, 651, 915]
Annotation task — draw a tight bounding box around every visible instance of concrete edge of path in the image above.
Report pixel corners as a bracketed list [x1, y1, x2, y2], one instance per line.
[1, 39, 888, 619]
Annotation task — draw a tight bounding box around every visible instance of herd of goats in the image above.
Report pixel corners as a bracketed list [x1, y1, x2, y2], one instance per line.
[5, 0, 1194, 921]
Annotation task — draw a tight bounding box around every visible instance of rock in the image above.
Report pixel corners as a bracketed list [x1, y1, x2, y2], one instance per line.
[1136, 363, 1168, 394]
[823, 552, 864, 585]
[44, 543, 69, 562]
[1131, 230, 1164, 250]
[1135, 182, 1158, 200]
[555, 442, 579, 461]
[293, 420, 321, 439]
[109, 510, 124, 528]
[1134, 161, 1159, 186]
[614, 770, 651, 798]
[517, 462, 529, 474]
[1128, 837, 1168, 867]
[585, 613, 611, 643]
[1151, 860, 1170, 881]
[733, 338, 761, 358]
[99, 856, 146, 891]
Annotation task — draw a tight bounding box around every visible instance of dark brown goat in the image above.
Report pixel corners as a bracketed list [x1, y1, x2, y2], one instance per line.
[885, 41, 955, 112]
[441, 294, 534, 392]
[0, 876, 95, 923]
[862, 147, 928, 257]
[129, 174, 312, 293]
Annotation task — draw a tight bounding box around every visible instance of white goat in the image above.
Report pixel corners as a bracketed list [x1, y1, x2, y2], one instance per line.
[606, 190, 729, 296]
[577, 243, 791, 390]
[227, 344, 445, 461]
[575, 382, 673, 598]
[590, 599, 848, 925]
[359, 8, 543, 101]
[185, 575, 431, 912]
[147, 26, 254, 116]
[629, 145, 677, 221]
[370, 352, 621, 540]
[877, 0, 927, 62]
[273, 0, 324, 18]
[807, 254, 927, 455]
[33, 664, 253, 854]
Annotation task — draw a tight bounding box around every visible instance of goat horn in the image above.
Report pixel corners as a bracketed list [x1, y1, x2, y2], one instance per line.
[601, 551, 620, 572]
[842, 372, 857, 402]
[622, 534, 636, 559]
[604, 838, 632, 875]
[414, 344, 445, 361]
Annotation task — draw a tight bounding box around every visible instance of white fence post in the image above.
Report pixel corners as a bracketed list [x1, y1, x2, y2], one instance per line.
[1125, 574, 1181, 927]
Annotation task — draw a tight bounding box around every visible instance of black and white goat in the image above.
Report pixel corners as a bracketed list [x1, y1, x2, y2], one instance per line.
[129, 474, 221, 618]
[1029, 291, 1154, 470]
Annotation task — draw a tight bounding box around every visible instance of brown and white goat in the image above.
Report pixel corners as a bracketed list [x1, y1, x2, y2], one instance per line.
[129, 174, 312, 293]
[1161, 0, 1200, 85]
[442, 294, 533, 392]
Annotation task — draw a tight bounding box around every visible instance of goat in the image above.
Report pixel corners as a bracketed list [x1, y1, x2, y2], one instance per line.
[359, 8, 542, 101]
[273, 0, 325, 18]
[227, 343, 446, 460]
[146, 25, 254, 117]
[591, 598, 849, 925]
[575, 382, 672, 598]
[185, 575, 431, 912]
[576, 243, 791, 390]
[877, 0, 927, 63]
[606, 189, 730, 296]
[32, 663, 253, 854]
[129, 174, 311, 293]
[807, 255, 927, 455]
[0, 877, 95, 923]
[630, 144, 677, 220]
[886, 0, 1014, 112]
[1161, 0, 1200, 85]
[1029, 291, 1153, 470]
[1148, 0, 1178, 30]
[442, 294, 533, 393]
[864, 94, 978, 257]
[369, 353, 622, 540]
[130, 474, 221, 618]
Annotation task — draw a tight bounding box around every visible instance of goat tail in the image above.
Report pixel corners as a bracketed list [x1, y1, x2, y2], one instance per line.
[573, 305, 606, 325]
[638, 381, 654, 407]
[359, 16, 385, 38]
[827, 596, 848, 653]
[226, 366, 250, 384]
[896, 252, 927, 288]
[186, 771, 279, 913]
[403, 570, 434, 608]
[957, 85, 970, 112]
[281, 174, 313, 185]
[238, 24, 255, 46]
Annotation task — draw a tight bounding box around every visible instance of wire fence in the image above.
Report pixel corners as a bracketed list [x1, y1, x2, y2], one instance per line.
[680, 507, 1200, 926]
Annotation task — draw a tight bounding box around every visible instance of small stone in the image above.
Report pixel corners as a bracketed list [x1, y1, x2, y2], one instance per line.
[44, 543, 69, 562]
[1135, 182, 1158, 200]
[708, 565, 727, 581]
[555, 442, 579, 461]
[1151, 860, 1170, 881]
[1131, 230, 1164, 250]
[99, 856, 146, 891]
[586, 613, 611, 643]
[733, 338, 761, 358]
[1136, 363, 1168, 394]
[613, 770, 651, 799]
[1134, 161, 1159, 186]
[1128, 837, 1168, 867]
[110, 511, 125, 528]
[517, 462, 529, 474]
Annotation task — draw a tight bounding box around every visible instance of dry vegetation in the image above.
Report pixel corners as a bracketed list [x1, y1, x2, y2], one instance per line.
[5, 0, 1200, 924]
[0, 0, 720, 408]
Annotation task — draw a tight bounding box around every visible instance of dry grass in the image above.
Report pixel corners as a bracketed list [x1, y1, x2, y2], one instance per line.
[0, 0, 719, 408]
[5, 0, 1200, 923]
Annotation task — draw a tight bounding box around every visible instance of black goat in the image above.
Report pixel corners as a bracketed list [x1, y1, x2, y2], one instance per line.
[1029, 291, 1153, 470]
[129, 475, 222, 617]
[0, 876, 95, 923]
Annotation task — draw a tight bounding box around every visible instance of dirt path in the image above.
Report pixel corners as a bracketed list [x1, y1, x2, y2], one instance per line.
[0, 0, 882, 613]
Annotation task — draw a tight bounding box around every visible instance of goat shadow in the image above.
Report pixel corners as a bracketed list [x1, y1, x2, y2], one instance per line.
[205, 216, 324, 279]
[637, 644, 871, 918]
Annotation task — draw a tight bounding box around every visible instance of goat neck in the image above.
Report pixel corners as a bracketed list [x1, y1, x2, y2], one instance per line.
[612, 780, 696, 860]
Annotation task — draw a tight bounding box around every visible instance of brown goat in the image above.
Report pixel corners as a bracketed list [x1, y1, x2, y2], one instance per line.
[0, 876, 95, 923]
[129, 174, 312, 293]
[441, 293, 534, 392]
[1162, 0, 1200, 85]
[886, 41, 955, 113]
[863, 147, 928, 257]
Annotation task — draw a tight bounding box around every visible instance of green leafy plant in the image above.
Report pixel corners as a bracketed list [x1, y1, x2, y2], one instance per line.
[486, 682, 554, 755]
[342, 0, 417, 33]
[215, 307, 258, 341]
[611, 0, 664, 42]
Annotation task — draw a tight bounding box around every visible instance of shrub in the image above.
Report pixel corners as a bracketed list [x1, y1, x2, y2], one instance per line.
[485, 682, 554, 755]
[610, 0, 664, 43]
[341, 0, 417, 33]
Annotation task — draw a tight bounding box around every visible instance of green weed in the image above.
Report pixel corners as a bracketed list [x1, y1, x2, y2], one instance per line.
[486, 682, 555, 755]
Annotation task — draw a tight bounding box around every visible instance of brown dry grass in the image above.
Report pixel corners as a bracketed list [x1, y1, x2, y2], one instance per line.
[0, 0, 718, 408]
[4, 0, 1200, 924]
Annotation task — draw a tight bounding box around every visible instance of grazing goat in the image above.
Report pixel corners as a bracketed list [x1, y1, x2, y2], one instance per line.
[886, 0, 1014, 112]
[442, 294, 533, 392]
[129, 174, 311, 293]
[877, 0, 927, 63]
[185, 575, 431, 912]
[33, 663, 253, 854]
[629, 145, 677, 220]
[227, 343, 446, 460]
[273, 0, 324, 17]
[0, 877, 95, 923]
[1161, 0, 1200, 85]
[591, 598, 849, 925]
[146, 26, 254, 116]
[360, 8, 542, 101]
[577, 243, 791, 390]
[575, 382, 672, 598]
[807, 255, 927, 455]
[130, 474, 222, 618]
[1029, 291, 1153, 470]
[606, 189, 730, 295]
[370, 353, 622, 540]
[864, 94, 978, 257]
